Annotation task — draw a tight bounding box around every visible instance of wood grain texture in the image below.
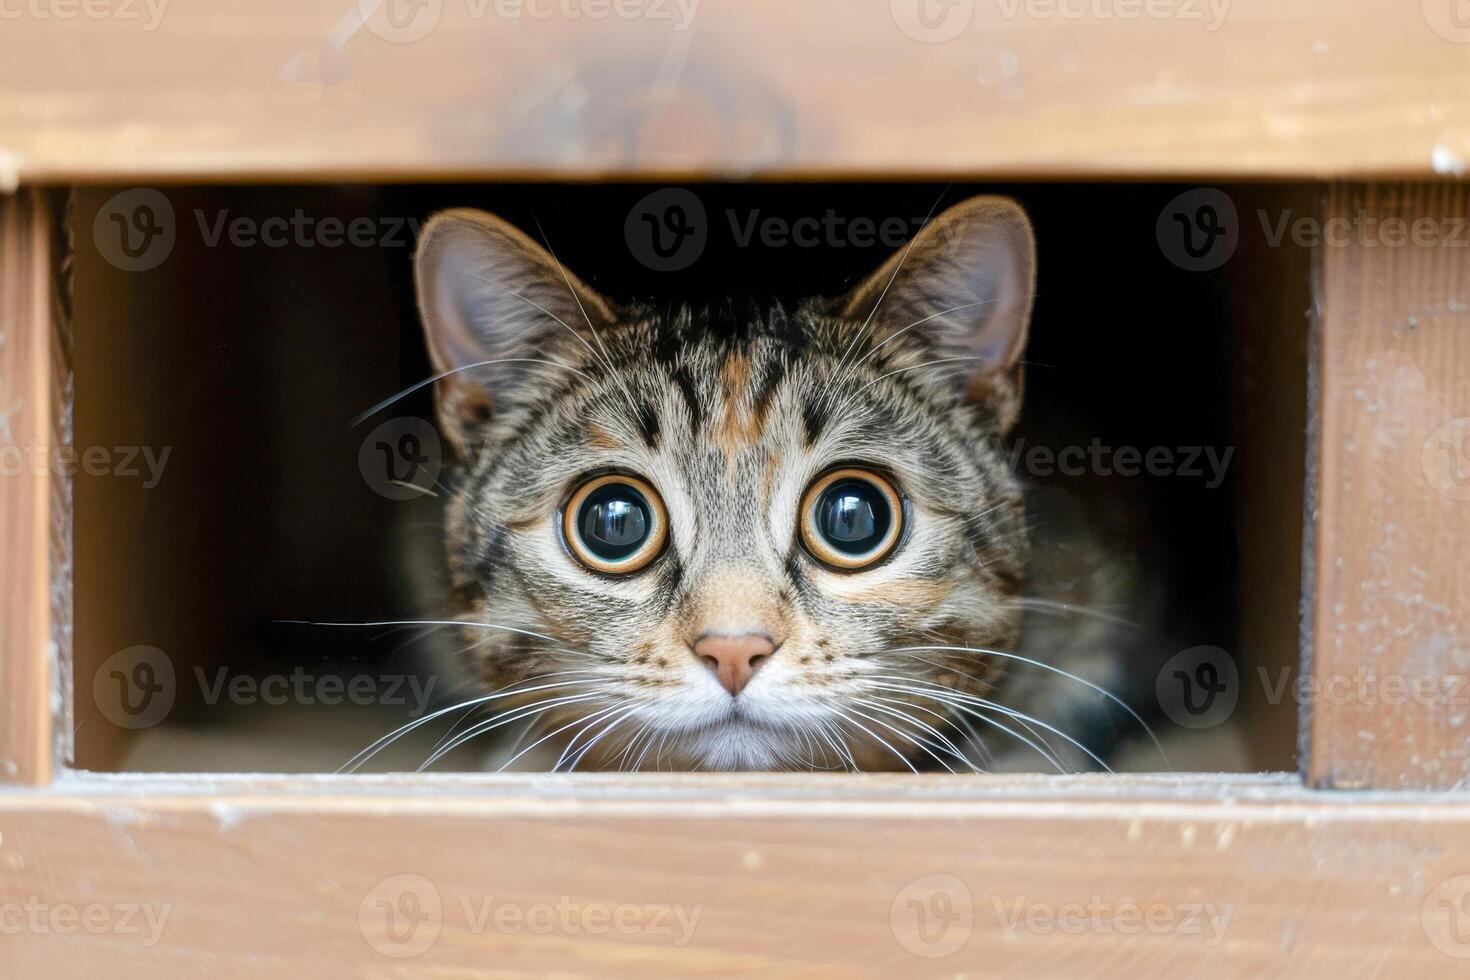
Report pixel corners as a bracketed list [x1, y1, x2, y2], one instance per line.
[3, 775, 1470, 976]
[1309, 183, 1470, 790]
[1, 1, 1469, 181]
[0, 191, 55, 786]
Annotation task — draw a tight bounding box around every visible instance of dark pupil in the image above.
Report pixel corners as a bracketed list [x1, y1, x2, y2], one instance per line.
[578, 483, 651, 561]
[816, 479, 891, 555]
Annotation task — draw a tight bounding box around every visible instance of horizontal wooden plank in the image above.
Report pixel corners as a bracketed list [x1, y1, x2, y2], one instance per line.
[1, 1, 1469, 181]
[4, 775, 1470, 975]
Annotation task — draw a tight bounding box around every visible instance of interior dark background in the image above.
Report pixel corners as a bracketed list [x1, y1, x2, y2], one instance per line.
[70, 182, 1312, 773]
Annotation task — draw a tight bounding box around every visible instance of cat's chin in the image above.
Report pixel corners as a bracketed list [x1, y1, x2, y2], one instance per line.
[676, 718, 815, 772]
[665, 707, 902, 772]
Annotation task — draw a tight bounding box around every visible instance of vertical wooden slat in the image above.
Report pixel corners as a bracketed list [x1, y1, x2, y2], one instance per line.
[1309, 183, 1470, 790]
[0, 190, 56, 785]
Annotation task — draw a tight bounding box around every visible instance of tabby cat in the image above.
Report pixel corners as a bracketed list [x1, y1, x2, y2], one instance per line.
[405, 195, 1149, 772]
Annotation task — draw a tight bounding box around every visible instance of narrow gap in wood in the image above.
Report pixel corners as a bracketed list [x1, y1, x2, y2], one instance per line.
[51, 188, 75, 774]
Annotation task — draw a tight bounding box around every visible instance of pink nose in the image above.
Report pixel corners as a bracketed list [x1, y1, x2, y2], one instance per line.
[692, 633, 775, 697]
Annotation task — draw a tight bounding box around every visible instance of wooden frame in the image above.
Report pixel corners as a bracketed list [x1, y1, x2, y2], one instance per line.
[2, 180, 1468, 973]
[2, 2, 1470, 968]
[1, 0, 1469, 182]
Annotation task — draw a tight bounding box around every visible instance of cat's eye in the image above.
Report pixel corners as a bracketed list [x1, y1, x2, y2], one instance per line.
[799, 468, 904, 571]
[562, 473, 668, 574]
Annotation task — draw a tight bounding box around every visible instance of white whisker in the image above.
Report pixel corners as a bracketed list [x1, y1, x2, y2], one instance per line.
[281, 617, 582, 651]
[829, 707, 919, 773]
[883, 643, 1165, 765]
[418, 692, 604, 770]
[349, 356, 595, 428]
[868, 677, 1114, 773]
[339, 673, 598, 772]
[861, 696, 985, 772]
[495, 704, 621, 773]
[851, 698, 978, 773]
[1012, 596, 1148, 632]
[881, 687, 1065, 773]
[559, 705, 642, 772]
[528, 215, 646, 422]
[826, 298, 1000, 421]
[826, 186, 950, 412]
[850, 355, 991, 399]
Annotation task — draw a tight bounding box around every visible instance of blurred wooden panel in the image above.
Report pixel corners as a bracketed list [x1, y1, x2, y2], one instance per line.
[0, 190, 57, 785]
[1308, 183, 1470, 789]
[0, 1, 1469, 181]
[5, 775, 1470, 975]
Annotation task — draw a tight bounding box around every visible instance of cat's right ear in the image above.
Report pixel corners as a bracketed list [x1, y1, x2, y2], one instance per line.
[414, 209, 612, 452]
[838, 196, 1035, 431]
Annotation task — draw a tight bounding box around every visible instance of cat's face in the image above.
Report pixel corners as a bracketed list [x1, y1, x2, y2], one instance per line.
[415, 196, 1035, 771]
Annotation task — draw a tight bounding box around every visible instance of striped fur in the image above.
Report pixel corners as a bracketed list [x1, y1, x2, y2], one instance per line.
[416, 197, 1039, 771]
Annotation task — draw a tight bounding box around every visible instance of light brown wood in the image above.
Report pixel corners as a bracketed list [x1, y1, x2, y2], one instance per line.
[1309, 183, 1470, 790]
[1, 1, 1470, 181]
[3, 774, 1470, 976]
[0, 190, 55, 786]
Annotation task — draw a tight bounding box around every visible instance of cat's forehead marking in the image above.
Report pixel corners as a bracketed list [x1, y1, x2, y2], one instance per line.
[586, 421, 621, 449]
[714, 350, 761, 458]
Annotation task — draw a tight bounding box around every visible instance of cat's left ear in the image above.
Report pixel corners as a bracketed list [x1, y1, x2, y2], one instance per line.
[840, 195, 1036, 430]
[414, 208, 613, 452]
